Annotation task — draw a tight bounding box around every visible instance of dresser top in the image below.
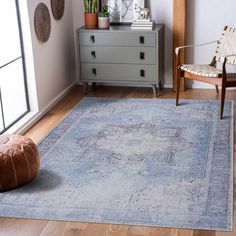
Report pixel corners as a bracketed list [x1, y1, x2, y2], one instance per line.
[78, 24, 164, 33]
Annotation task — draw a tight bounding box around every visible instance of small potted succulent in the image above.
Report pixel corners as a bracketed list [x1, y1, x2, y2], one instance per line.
[84, 0, 98, 29]
[98, 5, 110, 29]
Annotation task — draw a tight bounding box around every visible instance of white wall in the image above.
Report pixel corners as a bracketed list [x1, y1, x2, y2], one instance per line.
[147, 0, 173, 87]
[27, 0, 76, 111]
[72, 0, 84, 81]
[72, 1, 84, 35]
[186, 0, 236, 88]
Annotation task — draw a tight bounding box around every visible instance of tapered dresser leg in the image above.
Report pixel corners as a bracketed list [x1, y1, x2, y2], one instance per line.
[83, 82, 88, 95]
[152, 84, 157, 97]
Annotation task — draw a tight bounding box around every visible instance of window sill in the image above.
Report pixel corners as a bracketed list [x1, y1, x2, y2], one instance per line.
[4, 111, 38, 135]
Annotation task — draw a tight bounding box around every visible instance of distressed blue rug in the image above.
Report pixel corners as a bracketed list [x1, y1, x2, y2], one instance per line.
[0, 98, 233, 231]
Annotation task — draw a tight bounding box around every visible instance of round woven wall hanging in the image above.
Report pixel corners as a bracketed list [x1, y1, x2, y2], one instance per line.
[34, 3, 51, 43]
[51, 0, 65, 20]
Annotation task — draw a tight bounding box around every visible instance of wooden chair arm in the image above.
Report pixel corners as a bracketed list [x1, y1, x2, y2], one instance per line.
[175, 40, 218, 55]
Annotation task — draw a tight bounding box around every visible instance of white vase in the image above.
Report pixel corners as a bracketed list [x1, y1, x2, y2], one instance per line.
[98, 17, 110, 29]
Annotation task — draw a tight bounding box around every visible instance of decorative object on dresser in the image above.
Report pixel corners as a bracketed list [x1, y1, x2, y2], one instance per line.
[51, 0, 65, 20]
[98, 5, 110, 29]
[107, 0, 145, 23]
[84, 0, 98, 29]
[0, 135, 40, 192]
[134, 5, 150, 19]
[131, 19, 155, 30]
[34, 3, 51, 43]
[131, 5, 154, 30]
[77, 24, 164, 96]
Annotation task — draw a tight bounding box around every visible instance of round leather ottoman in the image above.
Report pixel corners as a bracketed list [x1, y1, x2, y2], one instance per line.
[0, 134, 40, 192]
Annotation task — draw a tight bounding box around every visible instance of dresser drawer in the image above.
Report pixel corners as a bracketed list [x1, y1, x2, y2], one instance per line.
[81, 63, 157, 82]
[78, 31, 156, 47]
[80, 46, 156, 64]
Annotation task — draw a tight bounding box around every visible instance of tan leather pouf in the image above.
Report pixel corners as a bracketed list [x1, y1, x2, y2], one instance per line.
[0, 134, 40, 192]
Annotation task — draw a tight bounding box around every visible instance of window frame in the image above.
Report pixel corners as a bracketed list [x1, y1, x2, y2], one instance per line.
[0, 0, 30, 134]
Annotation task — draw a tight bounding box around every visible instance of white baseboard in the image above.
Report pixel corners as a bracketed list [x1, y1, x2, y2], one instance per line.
[186, 82, 215, 89]
[163, 83, 173, 88]
[163, 82, 216, 89]
[13, 81, 78, 135]
[187, 84, 236, 90]
[164, 83, 236, 90]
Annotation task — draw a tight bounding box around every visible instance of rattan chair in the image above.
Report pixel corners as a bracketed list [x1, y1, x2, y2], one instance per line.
[175, 26, 236, 119]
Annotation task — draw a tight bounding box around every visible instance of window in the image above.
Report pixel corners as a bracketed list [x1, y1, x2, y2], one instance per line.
[0, 0, 29, 133]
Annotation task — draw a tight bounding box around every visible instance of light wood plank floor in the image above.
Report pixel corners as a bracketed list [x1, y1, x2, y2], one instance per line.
[0, 85, 235, 236]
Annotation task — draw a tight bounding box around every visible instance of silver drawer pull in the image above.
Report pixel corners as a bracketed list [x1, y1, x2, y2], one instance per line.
[90, 35, 95, 43]
[92, 68, 97, 76]
[140, 52, 145, 60]
[139, 36, 145, 44]
[140, 69, 145, 77]
[91, 51, 96, 58]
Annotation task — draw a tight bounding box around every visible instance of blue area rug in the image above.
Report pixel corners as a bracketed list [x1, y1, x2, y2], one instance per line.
[0, 98, 233, 231]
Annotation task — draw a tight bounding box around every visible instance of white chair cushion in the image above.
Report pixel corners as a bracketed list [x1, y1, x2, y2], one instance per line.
[180, 64, 222, 77]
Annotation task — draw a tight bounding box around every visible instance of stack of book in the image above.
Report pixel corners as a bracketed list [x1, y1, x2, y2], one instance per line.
[131, 19, 155, 30]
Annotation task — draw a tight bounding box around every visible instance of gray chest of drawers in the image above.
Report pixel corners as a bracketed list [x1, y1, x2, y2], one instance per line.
[77, 24, 164, 96]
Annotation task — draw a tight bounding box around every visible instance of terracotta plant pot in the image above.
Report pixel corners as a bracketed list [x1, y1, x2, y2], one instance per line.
[84, 13, 98, 29]
[98, 17, 110, 29]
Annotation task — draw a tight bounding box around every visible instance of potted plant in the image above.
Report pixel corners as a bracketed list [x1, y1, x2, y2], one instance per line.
[84, 0, 98, 29]
[98, 5, 110, 29]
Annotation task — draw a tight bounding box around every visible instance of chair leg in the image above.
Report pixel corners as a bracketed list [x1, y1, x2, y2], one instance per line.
[215, 85, 219, 94]
[220, 85, 226, 119]
[176, 70, 181, 106]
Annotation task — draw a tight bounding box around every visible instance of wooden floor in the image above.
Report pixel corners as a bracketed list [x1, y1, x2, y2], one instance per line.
[0, 85, 235, 236]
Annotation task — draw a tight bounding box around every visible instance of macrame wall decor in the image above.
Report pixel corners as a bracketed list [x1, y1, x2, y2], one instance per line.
[34, 3, 51, 43]
[51, 0, 65, 20]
